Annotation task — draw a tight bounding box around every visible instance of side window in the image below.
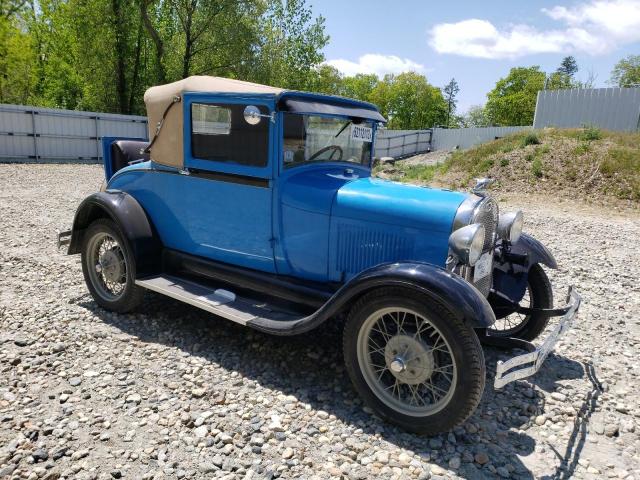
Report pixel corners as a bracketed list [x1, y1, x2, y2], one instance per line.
[192, 104, 231, 135]
[191, 103, 269, 167]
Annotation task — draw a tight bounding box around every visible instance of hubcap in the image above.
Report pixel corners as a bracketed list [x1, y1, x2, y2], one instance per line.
[86, 232, 128, 301]
[356, 307, 457, 416]
[384, 335, 435, 385]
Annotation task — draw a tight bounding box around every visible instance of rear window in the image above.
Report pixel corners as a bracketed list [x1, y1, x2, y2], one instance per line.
[191, 103, 269, 167]
[192, 104, 231, 135]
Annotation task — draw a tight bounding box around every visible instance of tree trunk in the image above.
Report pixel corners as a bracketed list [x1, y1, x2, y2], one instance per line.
[128, 20, 143, 114]
[139, 0, 165, 84]
[181, 0, 195, 78]
[111, 0, 127, 113]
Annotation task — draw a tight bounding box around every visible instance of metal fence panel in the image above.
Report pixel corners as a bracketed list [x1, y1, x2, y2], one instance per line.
[0, 104, 148, 162]
[533, 87, 640, 131]
[430, 126, 531, 151]
[374, 130, 432, 158]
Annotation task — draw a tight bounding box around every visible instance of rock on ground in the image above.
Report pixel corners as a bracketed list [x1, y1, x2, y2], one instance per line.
[1, 164, 639, 479]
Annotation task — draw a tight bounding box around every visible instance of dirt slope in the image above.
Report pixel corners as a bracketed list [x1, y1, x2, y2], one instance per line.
[377, 128, 640, 209]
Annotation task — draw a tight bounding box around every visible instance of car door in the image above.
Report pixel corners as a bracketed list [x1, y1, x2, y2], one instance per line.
[181, 94, 276, 273]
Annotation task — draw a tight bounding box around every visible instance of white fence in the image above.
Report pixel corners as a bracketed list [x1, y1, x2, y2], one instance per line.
[430, 126, 531, 151]
[374, 130, 432, 158]
[3, 87, 638, 163]
[0, 104, 148, 162]
[534, 87, 640, 131]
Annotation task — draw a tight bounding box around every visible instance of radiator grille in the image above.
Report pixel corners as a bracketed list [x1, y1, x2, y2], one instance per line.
[470, 197, 498, 296]
[472, 270, 493, 296]
[335, 224, 414, 275]
[473, 197, 498, 250]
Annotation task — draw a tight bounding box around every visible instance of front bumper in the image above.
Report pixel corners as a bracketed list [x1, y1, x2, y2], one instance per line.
[493, 286, 581, 389]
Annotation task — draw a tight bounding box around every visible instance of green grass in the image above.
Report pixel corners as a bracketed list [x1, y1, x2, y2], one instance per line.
[531, 157, 544, 178]
[573, 143, 591, 155]
[399, 164, 441, 183]
[520, 132, 541, 147]
[600, 147, 640, 199]
[378, 128, 640, 201]
[578, 126, 603, 142]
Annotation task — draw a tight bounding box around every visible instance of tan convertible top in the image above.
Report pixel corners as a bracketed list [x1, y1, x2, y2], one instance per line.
[144, 76, 285, 168]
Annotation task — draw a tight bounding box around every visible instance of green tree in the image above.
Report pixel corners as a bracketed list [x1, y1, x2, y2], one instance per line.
[307, 64, 343, 95]
[0, 15, 36, 103]
[443, 77, 459, 127]
[249, 0, 328, 90]
[486, 66, 545, 126]
[341, 73, 378, 101]
[461, 105, 490, 127]
[610, 55, 640, 87]
[372, 72, 447, 129]
[557, 56, 578, 77]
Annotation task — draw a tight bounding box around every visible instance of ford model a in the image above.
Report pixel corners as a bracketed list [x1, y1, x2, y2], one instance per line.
[58, 76, 580, 435]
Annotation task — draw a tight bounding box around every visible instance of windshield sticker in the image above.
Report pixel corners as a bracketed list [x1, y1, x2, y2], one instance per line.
[284, 150, 294, 163]
[351, 125, 372, 143]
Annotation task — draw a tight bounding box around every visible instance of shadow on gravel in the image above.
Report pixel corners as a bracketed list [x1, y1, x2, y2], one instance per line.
[78, 292, 586, 480]
[541, 362, 602, 480]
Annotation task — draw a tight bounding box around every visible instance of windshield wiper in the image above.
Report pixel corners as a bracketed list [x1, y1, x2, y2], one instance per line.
[334, 120, 352, 138]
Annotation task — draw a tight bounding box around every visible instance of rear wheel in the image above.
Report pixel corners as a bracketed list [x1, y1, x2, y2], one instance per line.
[343, 289, 485, 435]
[81, 218, 144, 313]
[488, 264, 553, 341]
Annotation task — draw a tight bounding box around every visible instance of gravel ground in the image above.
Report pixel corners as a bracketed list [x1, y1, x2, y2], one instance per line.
[1, 164, 639, 480]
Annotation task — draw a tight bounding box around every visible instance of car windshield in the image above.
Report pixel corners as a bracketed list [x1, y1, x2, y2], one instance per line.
[283, 113, 373, 168]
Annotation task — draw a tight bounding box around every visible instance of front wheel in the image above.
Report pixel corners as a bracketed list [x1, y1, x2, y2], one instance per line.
[81, 218, 144, 313]
[343, 288, 485, 435]
[488, 264, 553, 341]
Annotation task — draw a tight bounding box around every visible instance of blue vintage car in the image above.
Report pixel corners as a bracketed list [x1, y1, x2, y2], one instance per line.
[59, 76, 580, 435]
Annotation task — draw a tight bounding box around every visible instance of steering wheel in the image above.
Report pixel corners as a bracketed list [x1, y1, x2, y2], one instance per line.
[308, 145, 343, 162]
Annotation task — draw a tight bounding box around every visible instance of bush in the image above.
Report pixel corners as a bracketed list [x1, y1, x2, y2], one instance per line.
[574, 143, 591, 155]
[521, 132, 541, 147]
[500, 158, 510, 167]
[578, 126, 602, 142]
[531, 157, 544, 178]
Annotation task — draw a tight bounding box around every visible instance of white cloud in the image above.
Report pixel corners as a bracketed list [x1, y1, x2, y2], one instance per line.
[429, 0, 640, 59]
[325, 54, 426, 77]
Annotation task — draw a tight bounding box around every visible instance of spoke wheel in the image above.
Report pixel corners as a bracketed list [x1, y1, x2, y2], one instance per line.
[489, 285, 532, 335]
[357, 307, 457, 416]
[487, 264, 553, 341]
[86, 232, 128, 301]
[343, 288, 485, 435]
[81, 218, 144, 313]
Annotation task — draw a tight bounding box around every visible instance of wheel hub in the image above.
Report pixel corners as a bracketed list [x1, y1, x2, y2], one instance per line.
[98, 248, 123, 283]
[384, 335, 435, 385]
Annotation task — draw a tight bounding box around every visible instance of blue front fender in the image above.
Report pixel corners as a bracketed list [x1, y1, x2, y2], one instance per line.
[248, 261, 496, 335]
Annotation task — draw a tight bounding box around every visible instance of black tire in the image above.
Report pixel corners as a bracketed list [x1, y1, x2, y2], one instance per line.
[81, 218, 144, 313]
[488, 264, 553, 341]
[343, 288, 485, 435]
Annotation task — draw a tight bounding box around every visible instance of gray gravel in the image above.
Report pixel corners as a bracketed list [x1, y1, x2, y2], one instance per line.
[1, 164, 639, 480]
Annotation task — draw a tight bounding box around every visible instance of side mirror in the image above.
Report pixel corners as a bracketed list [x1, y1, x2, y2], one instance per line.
[243, 105, 274, 125]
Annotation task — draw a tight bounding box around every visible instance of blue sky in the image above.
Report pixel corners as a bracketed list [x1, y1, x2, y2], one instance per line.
[308, 0, 640, 113]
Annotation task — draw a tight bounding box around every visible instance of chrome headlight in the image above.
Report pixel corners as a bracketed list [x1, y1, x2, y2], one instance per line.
[448, 223, 485, 266]
[497, 211, 523, 243]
